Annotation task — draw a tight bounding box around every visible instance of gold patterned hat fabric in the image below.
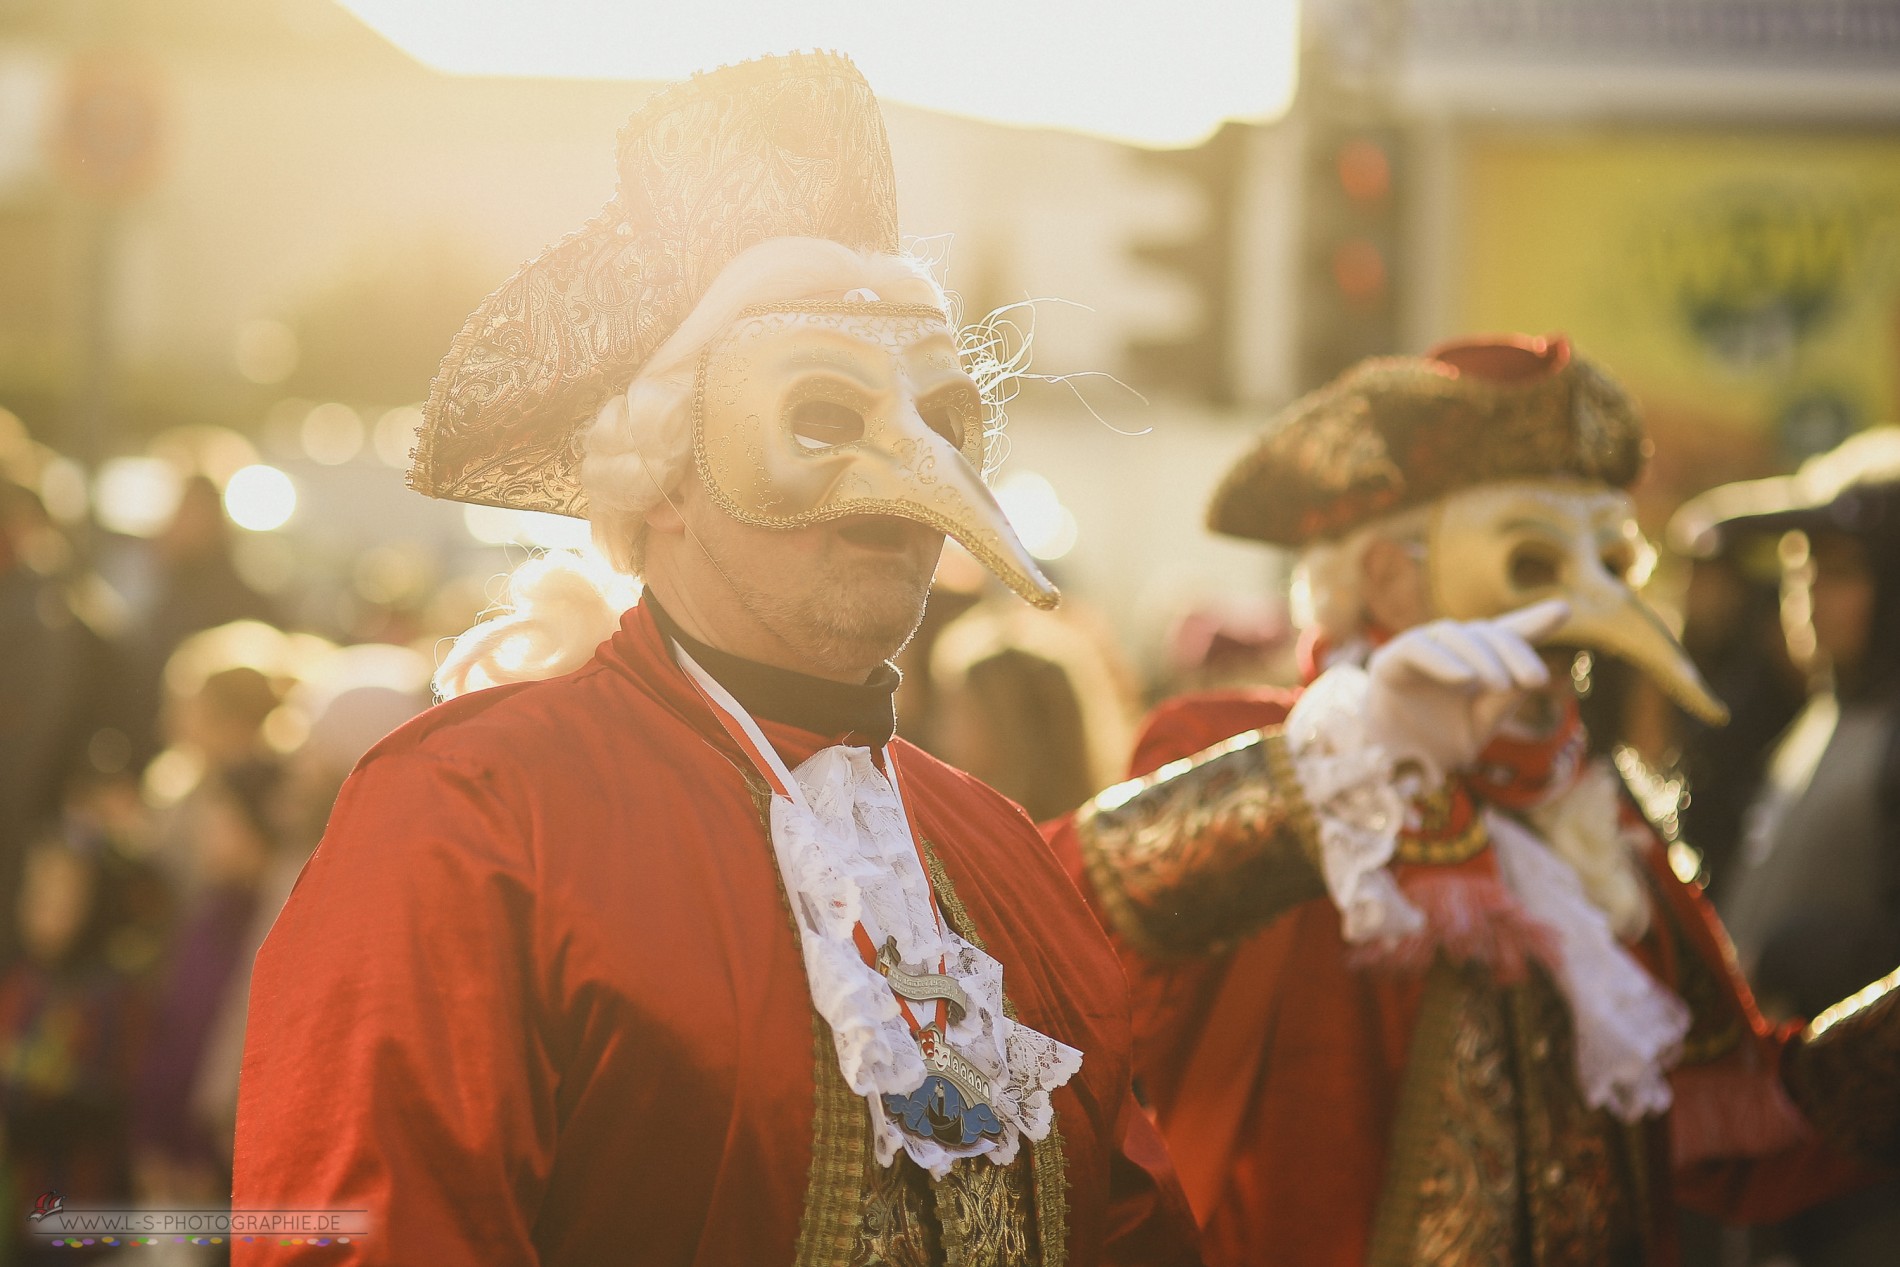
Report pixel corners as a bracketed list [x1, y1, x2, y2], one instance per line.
[411, 52, 901, 517]
[1209, 334, 1648, 547]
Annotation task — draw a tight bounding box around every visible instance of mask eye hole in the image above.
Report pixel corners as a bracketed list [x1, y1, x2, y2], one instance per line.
[790, 400, 866, 451]
[919, 404, 965, 448]
[1509, 543, 1562, 591]
[1600, 545, 1636, 580]
[916, 386, 977, 449]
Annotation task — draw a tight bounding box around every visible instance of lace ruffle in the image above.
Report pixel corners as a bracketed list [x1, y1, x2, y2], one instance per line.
[772, 746, 1082, 1177]
[1285, 665, 1686, 1122]
[1283, 666, 1425, 945]
[1525, 759, 1653, 942]
[1488, 811, 1689, 1121]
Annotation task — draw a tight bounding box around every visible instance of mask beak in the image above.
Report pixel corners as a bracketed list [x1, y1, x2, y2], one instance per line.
[1555, 568, 1729, 726]
[689, 306, 1060, 609]
[852, 432, 1061, 610]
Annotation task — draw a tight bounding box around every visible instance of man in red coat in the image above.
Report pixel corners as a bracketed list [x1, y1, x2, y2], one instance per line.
[1050, 335, 1900, 1266]
[231, 53, 1196, 1266]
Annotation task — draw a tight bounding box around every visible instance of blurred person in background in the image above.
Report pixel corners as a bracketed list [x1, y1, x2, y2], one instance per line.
[1049, 335, 1900, 1267]
[142, 621, 331, 895]
[134, 759, 287, 1208]
[928, 599, 1141, 822]
[271, 642, 436, 852]
[1164, 599, 1300, 696]
[0, 837, 152, 1263]
[234, 54, 1195, 1267]
[119, 475, 279, 771]
[146, 476, 277, 664]
[0, 475, 121, 964]
[168, 665, 284, 776]
[1667, 545, 1807, 896]
[1672, 427, 1900, 1267]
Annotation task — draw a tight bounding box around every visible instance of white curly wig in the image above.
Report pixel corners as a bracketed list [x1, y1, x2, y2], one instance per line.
[1288, 504, 1435, 642]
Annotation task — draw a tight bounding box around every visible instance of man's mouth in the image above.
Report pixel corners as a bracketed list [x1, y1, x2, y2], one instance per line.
[835, 515, 930, 554]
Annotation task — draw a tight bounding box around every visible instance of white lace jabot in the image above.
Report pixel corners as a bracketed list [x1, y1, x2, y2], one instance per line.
[675, 645, 1082, 1177]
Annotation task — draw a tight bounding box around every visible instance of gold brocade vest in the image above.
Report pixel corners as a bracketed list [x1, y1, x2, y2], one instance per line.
[1367, 962, 1651, 1267]
[845, 1092, 1041, 1267]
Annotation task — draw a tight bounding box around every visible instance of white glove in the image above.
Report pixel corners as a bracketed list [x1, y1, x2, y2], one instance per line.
[1364, 599, 1571, 788]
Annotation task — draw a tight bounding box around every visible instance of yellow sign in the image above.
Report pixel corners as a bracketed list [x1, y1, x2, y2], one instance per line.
[1456, 129, 1900, 485]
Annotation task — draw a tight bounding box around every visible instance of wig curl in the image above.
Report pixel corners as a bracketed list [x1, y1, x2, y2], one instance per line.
[1289, 505, 1434, 641]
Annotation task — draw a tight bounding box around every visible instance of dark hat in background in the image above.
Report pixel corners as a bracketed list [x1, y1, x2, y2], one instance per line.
[1668, 426, 1900, 558]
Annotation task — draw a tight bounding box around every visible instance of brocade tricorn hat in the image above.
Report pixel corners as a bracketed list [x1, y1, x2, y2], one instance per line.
[1208, 334, 1649, 546]
[411, 52, 901, 517]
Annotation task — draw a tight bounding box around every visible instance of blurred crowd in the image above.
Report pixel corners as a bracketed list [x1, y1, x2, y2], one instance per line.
[3, 409, 1900, 1267]
[0, 425, 442, 1263]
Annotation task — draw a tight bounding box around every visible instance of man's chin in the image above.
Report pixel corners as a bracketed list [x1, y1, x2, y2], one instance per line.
[804, 571, 932, 664]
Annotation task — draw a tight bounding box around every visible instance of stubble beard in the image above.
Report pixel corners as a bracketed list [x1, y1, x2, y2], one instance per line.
[746, 549, 933, 678]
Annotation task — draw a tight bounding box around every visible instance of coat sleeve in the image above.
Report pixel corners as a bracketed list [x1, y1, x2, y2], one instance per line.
[231, 745, 555, 1265]
[1643, 841, 1884, 1223]
[1065, 728, 1328, 961]
[1782, 970, 1900, 1162]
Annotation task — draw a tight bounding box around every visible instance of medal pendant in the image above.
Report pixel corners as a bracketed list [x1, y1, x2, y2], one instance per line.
[875, 937, 972, 1024]
[882, 1025, 1006, 1147]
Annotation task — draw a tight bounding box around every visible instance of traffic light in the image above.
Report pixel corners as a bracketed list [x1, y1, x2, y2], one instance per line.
[1298, 124, 1405, 390]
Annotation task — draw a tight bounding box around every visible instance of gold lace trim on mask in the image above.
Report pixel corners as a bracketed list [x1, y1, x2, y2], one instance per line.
[686, 301, 1056, 611]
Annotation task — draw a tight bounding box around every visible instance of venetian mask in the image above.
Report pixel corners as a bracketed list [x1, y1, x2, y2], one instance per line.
[692, 301, 1058, 609]
[1429, 479, 1728, 724]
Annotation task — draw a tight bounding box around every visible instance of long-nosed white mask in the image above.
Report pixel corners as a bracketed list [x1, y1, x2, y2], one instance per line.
[1429, 478, 1729, 725]
[692, 300, 1058, 609]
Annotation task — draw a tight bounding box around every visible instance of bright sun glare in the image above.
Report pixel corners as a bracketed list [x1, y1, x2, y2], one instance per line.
[333, 0, 1299, 147]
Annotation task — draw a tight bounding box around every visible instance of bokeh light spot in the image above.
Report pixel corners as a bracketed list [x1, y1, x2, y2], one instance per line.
[142, 745, 206, 808]
[224, 464, 298, 531]
[233, 318, 301, 385]
[39, 454, 90, 524]
[95, 456, 183, 537]
[301, 403, 365, 466]
[994, 469, 1078, 562]
[373, 405, 424, 469]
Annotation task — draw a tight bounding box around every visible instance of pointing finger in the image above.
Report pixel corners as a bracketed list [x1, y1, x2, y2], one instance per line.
[1433, 623, 1513, 693]
[1382, 634, 1479, 687]
[1475, 622, 1552, 689]
[1495, 598, 1571, 645]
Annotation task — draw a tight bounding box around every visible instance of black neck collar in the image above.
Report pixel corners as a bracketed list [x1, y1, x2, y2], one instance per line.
[647, 595, 899, 747]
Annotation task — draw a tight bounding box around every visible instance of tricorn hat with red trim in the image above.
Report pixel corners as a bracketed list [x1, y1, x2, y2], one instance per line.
[1208, 334, 1649, 546]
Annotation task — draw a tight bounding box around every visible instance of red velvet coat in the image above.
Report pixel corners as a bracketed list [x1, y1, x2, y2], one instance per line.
[1047, 687, 1872, 1267]
[232, 601, 1196, 1265]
